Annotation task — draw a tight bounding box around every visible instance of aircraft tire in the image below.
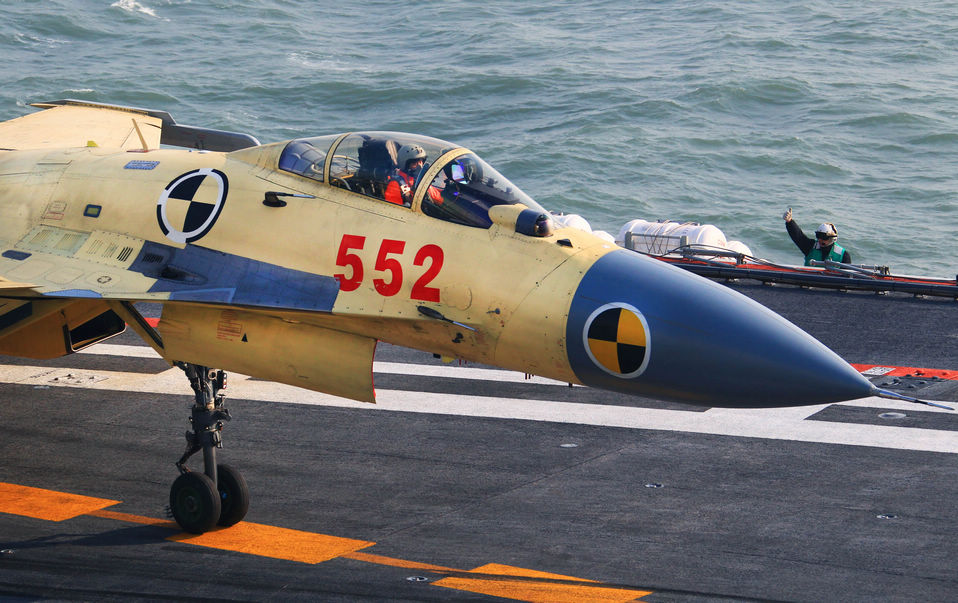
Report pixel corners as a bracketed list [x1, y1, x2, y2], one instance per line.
[215, 463, 250, 527]
[170, 472, 221, 534]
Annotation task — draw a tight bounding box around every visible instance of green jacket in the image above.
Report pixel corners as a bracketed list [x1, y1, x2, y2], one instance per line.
[804, 243, 845, 266]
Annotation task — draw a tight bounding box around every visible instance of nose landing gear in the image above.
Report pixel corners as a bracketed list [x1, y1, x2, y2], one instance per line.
[168, 363, 249, 534]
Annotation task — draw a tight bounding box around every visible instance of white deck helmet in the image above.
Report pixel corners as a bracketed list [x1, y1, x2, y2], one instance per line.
[397, 144, 426, 172]
[815, 222, 838, 240]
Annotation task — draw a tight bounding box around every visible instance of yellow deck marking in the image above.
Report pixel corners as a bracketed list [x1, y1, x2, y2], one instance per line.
[167, 521, 375, 564]
[433, 563, 652, 602]
[0, 482, 119, 521]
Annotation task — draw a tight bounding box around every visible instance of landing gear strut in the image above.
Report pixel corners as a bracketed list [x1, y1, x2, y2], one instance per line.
[168, 363, 249, 533]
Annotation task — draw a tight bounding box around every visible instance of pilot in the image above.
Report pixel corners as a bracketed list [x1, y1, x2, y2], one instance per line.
[783, 208, 851, 266]
[385, 144, 442, 206]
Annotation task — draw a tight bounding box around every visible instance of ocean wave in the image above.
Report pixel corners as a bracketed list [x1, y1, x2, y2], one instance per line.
[838, 112, 942, 129]
[8, 32, 68, 48]
[906, 132, 958, 147]
[109, 0, 160, 19]
[2, 0, 958, 276]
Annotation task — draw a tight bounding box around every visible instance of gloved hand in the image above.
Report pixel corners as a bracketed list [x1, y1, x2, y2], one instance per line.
[783, 207, 792, 222]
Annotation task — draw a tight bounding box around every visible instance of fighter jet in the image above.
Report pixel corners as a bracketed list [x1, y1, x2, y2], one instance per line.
[0, 100, 887, 533]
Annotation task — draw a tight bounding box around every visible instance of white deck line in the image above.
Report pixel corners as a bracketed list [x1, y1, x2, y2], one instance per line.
[4, 345, 955, 454]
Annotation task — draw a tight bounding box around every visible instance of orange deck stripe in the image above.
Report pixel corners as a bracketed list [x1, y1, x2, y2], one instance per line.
[0, 482, 119, 521]
[433, 577, 652, 602]
[470, 563, 600, 582]
[167, 521, 375, 564]
[853, 364, 958, 381]
[2, 482, 655, 600]
[87, 508, 178, 528]
[433, 563, 651, 602]
[342, 551, 458, 573]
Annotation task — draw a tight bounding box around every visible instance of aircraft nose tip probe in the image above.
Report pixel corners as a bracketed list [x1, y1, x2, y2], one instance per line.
[566, 250, 875, 407]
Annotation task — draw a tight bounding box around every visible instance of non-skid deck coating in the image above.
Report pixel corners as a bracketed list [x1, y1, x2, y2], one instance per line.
[0, 282, 956, 601]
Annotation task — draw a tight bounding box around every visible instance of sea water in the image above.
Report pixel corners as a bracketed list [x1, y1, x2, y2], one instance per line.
[1, 0, 956, 277]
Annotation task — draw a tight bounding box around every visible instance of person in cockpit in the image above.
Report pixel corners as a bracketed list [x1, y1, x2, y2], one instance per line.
[385, 144, 442, 206]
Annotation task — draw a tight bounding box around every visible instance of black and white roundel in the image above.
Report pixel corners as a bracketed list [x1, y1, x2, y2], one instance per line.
[156, 168, 229, 244]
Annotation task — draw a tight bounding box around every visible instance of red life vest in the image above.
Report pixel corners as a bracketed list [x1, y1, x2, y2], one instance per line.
[384, 170, 414, 205]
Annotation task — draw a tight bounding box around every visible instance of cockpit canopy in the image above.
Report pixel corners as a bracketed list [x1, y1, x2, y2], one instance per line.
[278, 131, 547, 229]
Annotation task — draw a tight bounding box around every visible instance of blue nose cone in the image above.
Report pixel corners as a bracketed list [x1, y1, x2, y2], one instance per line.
[566, 250, 875, 407]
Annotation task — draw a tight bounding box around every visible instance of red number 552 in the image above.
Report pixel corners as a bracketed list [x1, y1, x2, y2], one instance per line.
[334, 235, 444, 303]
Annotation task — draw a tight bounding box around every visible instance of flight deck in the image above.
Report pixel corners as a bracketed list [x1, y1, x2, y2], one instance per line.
[1, 282, 956, 602]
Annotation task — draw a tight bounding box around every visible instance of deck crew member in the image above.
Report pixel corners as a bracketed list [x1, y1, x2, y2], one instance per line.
[783, 208, 851, 266]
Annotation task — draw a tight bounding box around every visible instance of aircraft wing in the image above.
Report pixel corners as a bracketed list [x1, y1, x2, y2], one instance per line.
[0, 227, 341, 310]
[0, 229, 382, 402]
[0, 103, 163, 150]
[0, 100, 259, 152]
[0, 277, 34, 290]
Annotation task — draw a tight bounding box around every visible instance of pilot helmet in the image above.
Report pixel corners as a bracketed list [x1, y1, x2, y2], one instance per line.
[815, 222, 838, 241]
[398, 144, 426, 172]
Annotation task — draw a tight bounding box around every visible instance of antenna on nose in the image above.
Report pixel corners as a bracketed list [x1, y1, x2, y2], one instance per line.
[875, 388, 953, 410]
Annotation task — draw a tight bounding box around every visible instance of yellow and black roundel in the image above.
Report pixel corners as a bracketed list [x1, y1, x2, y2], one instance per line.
[583, 303, 650, 378]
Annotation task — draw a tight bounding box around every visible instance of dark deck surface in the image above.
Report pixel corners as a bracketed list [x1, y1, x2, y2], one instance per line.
[1, 281, 956, 602]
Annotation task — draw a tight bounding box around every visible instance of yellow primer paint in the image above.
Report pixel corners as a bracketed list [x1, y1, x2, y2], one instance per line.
[0, 482, 119, 521]
[433, 563, 652, 602]
[167, 521, 375, 564]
